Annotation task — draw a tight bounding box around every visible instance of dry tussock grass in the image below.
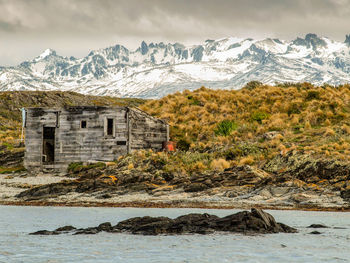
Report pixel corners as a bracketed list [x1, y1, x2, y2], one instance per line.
[140, 83, 350, 162]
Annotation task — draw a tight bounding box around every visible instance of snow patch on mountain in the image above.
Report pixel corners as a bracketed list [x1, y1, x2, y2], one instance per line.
[1, 33, 350, 98]
[35, 49, 56, 62]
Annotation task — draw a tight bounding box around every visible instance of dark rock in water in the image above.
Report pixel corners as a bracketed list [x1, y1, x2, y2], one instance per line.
[55, 225, 76, 232]
[114, 213, 220, 235]
[74, 227, 100, 235]
[97, 222, 112, 232]
[309, 231, 322, 235]
[29, 230, 59, 235]
[30, 226, 76, 235]
[112, 216, 173, 234]
[307, 224, 329, 228]
[29, 209, 297, 236]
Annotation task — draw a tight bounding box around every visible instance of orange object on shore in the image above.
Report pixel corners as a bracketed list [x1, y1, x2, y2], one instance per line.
[163, 141, 176, 152]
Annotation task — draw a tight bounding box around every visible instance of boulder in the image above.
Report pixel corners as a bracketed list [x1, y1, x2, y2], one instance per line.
[29, 230, 59, 235]
[97, 222, 112, 232]
[309, 231, 322, 235]
[184, 183, 208, 192]
[341, 189, 350, 202]
[264, 152, 350, 184]
[307, 224, 328, 228]
[55, 225, 76, 232]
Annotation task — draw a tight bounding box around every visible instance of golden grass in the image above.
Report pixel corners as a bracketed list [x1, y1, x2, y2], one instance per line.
[140, 82, 350, 162]
[2, 84, 350, 173]
[239, 156, 255, 165]
[211, 158, 230, 171]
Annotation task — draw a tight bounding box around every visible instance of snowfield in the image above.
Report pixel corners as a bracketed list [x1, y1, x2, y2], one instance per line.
[1, 33, 350, 98]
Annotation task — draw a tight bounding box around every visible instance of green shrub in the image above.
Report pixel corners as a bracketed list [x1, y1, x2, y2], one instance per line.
[251, 111, 269, 124]
[0, 166, 26, 174]
[187, 96, 202, 106]
[306, 90, 320, 101]
[2, 142, 14, 150]
[151, 155, 167, 168]
[87, 162, 106, 169]
[239, 143, 265, 156]
[214, 120, 237, 136]
[287, 104, 301, 116]
[176, 138, 191, 151]
[329, 102, 338, 112]
[67, 162, 83, 173]
[292, 124, 304, 134]
[243, 81, 263, 90]
[68, 162, 106, 173]
[222, 147, 242, 160]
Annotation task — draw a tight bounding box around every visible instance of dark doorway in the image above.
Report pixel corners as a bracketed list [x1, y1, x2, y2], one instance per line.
[43, 127, 55, 164]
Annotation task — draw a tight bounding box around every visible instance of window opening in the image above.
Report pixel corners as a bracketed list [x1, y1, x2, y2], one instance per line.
[107, 118, 114, 136]
[81, 120, 87, 129]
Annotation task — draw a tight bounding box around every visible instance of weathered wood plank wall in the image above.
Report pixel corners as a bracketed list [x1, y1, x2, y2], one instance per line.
[24, 106, 168, 172]
[129, 108, 168, 151]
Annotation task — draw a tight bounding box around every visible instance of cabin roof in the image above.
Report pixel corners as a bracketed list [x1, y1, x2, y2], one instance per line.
[25, 105, 126, 110]
[25, 106, 168, 124]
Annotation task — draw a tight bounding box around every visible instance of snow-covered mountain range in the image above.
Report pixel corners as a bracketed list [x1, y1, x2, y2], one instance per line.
[1, 33, 350, 98]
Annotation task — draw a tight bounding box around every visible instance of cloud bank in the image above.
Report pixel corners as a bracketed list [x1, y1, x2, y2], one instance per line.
[1, 0, 349, 66]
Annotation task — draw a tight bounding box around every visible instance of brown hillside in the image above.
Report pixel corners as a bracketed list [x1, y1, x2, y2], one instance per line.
[140, 83, 350, 165]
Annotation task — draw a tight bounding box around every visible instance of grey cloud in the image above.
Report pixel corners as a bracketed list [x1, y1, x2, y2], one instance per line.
[0, 0, 350, 66]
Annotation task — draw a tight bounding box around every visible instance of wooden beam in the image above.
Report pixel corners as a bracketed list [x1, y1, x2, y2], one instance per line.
[127, 108, 132, 154]
[166, 124, 170, 142]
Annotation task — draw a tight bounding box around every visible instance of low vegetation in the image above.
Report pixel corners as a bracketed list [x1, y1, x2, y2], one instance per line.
[68, 162, 107, 173]
[140, 82, 350, 167]
[0, 166, 25, 174]
[1, 82, 350, 176]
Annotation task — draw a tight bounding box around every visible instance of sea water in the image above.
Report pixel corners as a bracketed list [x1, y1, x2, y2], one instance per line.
[0, 206, 349, 263]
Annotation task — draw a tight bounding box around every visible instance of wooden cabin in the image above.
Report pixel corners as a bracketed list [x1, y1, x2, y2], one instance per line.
[23, 106, 169, 172]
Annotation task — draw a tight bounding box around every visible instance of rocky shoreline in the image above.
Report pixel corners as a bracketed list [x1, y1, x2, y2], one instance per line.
[0, 151, 350, 211]
[29, 208, 297, 235]
[2, 199, 349, 211]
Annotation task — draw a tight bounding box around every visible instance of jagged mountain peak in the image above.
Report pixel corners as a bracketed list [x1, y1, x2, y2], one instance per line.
[305, 33, 327, 49]
[345, 35, 350, 46]
[1, 34, 350, 98]
[35, 48, 57, 61]
[140, 41, 148, 55]
[292, 33, 328, 50]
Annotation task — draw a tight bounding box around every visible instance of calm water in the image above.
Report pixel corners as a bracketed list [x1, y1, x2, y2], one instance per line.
[0, 206, 350, 263]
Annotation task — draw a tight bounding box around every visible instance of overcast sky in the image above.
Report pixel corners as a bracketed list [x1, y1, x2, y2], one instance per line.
[1, 0, 350, 66]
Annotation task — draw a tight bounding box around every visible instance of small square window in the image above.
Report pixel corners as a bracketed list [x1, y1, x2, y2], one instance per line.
[81, 120, 87, 129]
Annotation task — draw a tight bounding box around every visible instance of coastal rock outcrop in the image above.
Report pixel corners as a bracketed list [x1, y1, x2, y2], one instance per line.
[14, 151, 350, 209]
[263, 151, 350, 186]
[29, 208, 297, 235]
[0, 147, 24, 167]
[16, 164, 270, 199]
